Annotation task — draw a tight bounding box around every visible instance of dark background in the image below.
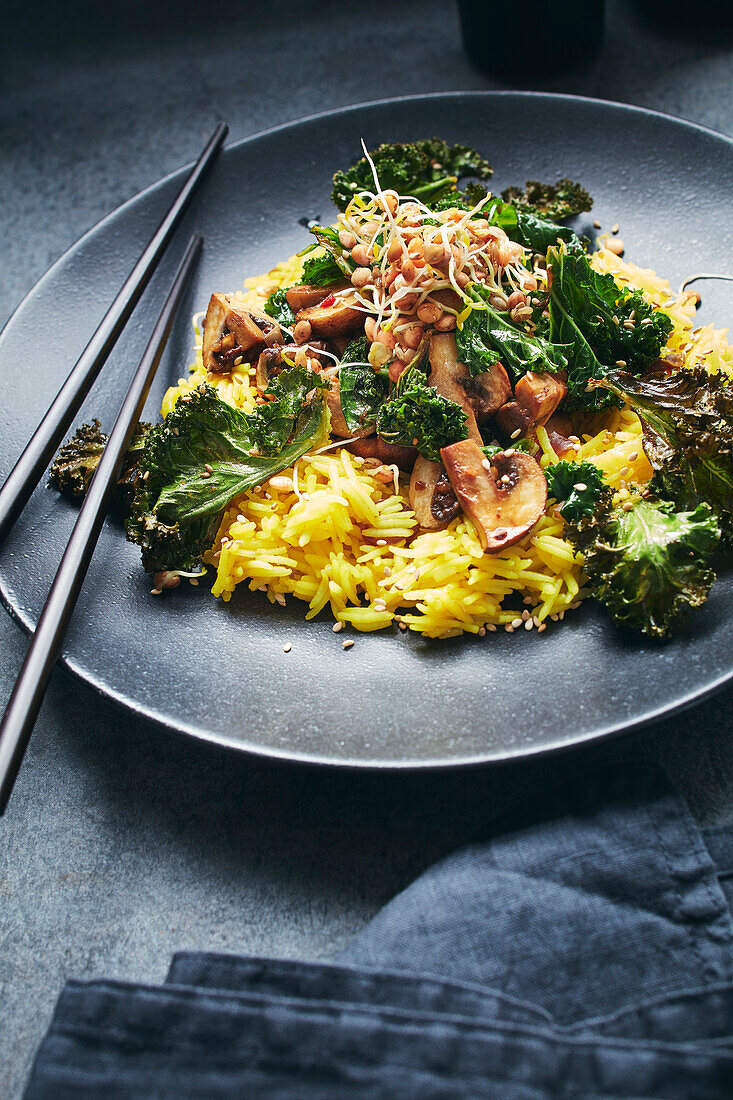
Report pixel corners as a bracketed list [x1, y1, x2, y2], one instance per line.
[1, 2, 732, 1095]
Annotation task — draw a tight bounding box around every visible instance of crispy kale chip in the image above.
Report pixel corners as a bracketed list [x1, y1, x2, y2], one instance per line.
[566, 492, 720, 638]
[545, 460, 610, 523]
[547, 245, 673, 410]
[594, 367, 733, 543]
[376, 363, 467, 461]
[263, 289, 296, 328]
[49, 419, 151, 502]
[337, 338, 389, 433]
[501, 178, 592, 222]
[127, 372, 328, 574]
[456, 286, 569, 380]
[331, 139, 492, 211]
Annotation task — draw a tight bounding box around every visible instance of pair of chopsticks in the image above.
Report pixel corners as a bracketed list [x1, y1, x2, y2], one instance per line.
[0, 122, 229, 813]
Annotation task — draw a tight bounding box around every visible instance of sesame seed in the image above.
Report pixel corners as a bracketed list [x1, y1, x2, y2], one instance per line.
[399, 621, 407, 631]
[502, 449, 515, 458]
[376, 538, 387, 546]
[333, 621, 344, 632]
[611, 223, 619, 234]
[342, 639, 355, 649]
[500, 474, 511, 484]
[283, 643, 292, 652]
[615, 360, 627, 367]
[505, 624, 515, 633]
[628, 451, 639, 461]
[622, 501, 634, 512]
[201, 470, 211, 479]
[573, 482, 587, 491]
[537, 622, 547, 633]
[511, 617, 523, 629]
[481, 458, 492, 472]
[521, 609, 530, 621]
[533, 615, 542, 628]
[150, 587, 162, 596]
[511, 428, 522, 439]
[143, 470, 150, 481]
[384, 566, 392, 577]
[524, 618, 534, 631]
[487, 623, 497, 632]
[204, 463, 213, 473]
[593, 220, 602, 229]
[189, 578, 199, 587]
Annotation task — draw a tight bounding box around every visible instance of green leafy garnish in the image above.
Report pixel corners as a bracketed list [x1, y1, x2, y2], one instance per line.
[456, 286, 569, 380]
[545, 460, 609, 523]
[337, 338, 389, 433]
[566, 493, 720, 638]
[302, 226, 353, 285]
[501, 178, 592, 222]
[594, 367, 733, 544]
[263, 289, 296, 328]
[127, 374, 328, 573]
[546, 244, 673, 410]
[50, 419, 151, 502]
[331, 139, 492, 211]
[376, 363, 468, 460]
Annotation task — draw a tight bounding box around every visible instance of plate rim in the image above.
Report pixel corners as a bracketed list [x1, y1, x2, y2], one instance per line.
[2, 89, 733, 770]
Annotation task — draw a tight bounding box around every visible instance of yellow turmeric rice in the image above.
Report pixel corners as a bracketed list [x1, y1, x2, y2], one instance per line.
[160, 248, 733, 638]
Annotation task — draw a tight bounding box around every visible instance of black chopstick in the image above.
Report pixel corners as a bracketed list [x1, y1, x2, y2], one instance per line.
[0, 234, 203, 814]
[0, 121, 227, 545]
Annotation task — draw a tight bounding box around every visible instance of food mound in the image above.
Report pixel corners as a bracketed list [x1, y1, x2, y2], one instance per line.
[52, 140, 733, 639]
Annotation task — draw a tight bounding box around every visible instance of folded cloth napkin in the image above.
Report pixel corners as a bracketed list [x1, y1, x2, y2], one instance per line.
[25, 762, 733, 1098]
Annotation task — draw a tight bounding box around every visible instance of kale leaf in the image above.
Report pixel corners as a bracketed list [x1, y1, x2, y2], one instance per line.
[263, 289, 296, 328]
[546, 244, 673, 410]
[337, 338, 389, 433]
[456, 286, 569, 380]
[594, 367, 733, 544]
[49, 419, 151, 502]
[501, 178, 592, 222]
[301, 225, 355, 285]
[545, 460, 610, 523]
[566, 493, 720, 638]
[376, 363, 468, 460]
[331, 139, 492, 211]
[127, 374, 328, 574]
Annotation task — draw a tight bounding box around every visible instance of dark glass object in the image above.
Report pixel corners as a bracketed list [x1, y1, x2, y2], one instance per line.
[457, 0, 605, 78]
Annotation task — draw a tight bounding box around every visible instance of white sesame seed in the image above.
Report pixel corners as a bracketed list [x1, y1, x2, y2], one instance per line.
[511, 428, 522, 439]
[501, 474, 511, 484]
[399, 621, 407, 631]
[332, 621, 345, 634]
[521, 609, 530, 621]
[611, 223, 619, 234]
[383, 566, 392, 577]
[533, 615, 542, 628]
[537, 623, 547, 633]
[487, 623, 497, 632]
[593, 220, 602, 229]
[524, 618, 534, 631]
[481, 458, 492, 471]
[505, 624, 515, 633]
[283, 643, 292, 652]
[342, 639, 354, 649]
[478, 627, 486, 637]
[376, 538, 387, 546]
[511, 617, 523, 629]
[150, 588, 162, 596]
[615, 360, 627, 367]
[628, 451, 639, 461]
[573, 482, 587, 492]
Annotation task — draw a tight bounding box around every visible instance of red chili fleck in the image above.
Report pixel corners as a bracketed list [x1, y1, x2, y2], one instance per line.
[321, 293, 336, 307]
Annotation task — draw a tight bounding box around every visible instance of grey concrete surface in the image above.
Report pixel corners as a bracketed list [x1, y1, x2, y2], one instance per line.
[1, 1, 732, 1095]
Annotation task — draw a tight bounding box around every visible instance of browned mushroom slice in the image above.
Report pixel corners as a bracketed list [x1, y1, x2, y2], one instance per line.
[346, 436, 417, 471]
[513, 370, 568, 425]
[202, 293, 269, 374]
[494, 400, 533, 440]
[409, 455, 460, 530]
[285, 283, 350, 313]
[427, 334, 482, 445]
[462, 362, 512, 422]
[296, 296, 363, 338]
[440, 439, 547, 552]
[544, 413, 576, 459]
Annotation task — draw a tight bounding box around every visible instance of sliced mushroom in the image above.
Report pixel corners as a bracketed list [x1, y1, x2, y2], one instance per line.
[440, 438, 547, 552]
[202, 293, 276, 374]
[296, 296, 363, 338]
[514, 370, 568, 425]
[544, 413, 576, 459]
[462, 362, 512, 422]
[409, 455, 460, 530]
[428, 334, 482, 445]
[346, 436, 417, 471]
[285, 283, 349, 313]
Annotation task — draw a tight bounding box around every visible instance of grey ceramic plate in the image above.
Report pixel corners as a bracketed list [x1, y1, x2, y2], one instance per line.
[1, 92, 732, 767]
